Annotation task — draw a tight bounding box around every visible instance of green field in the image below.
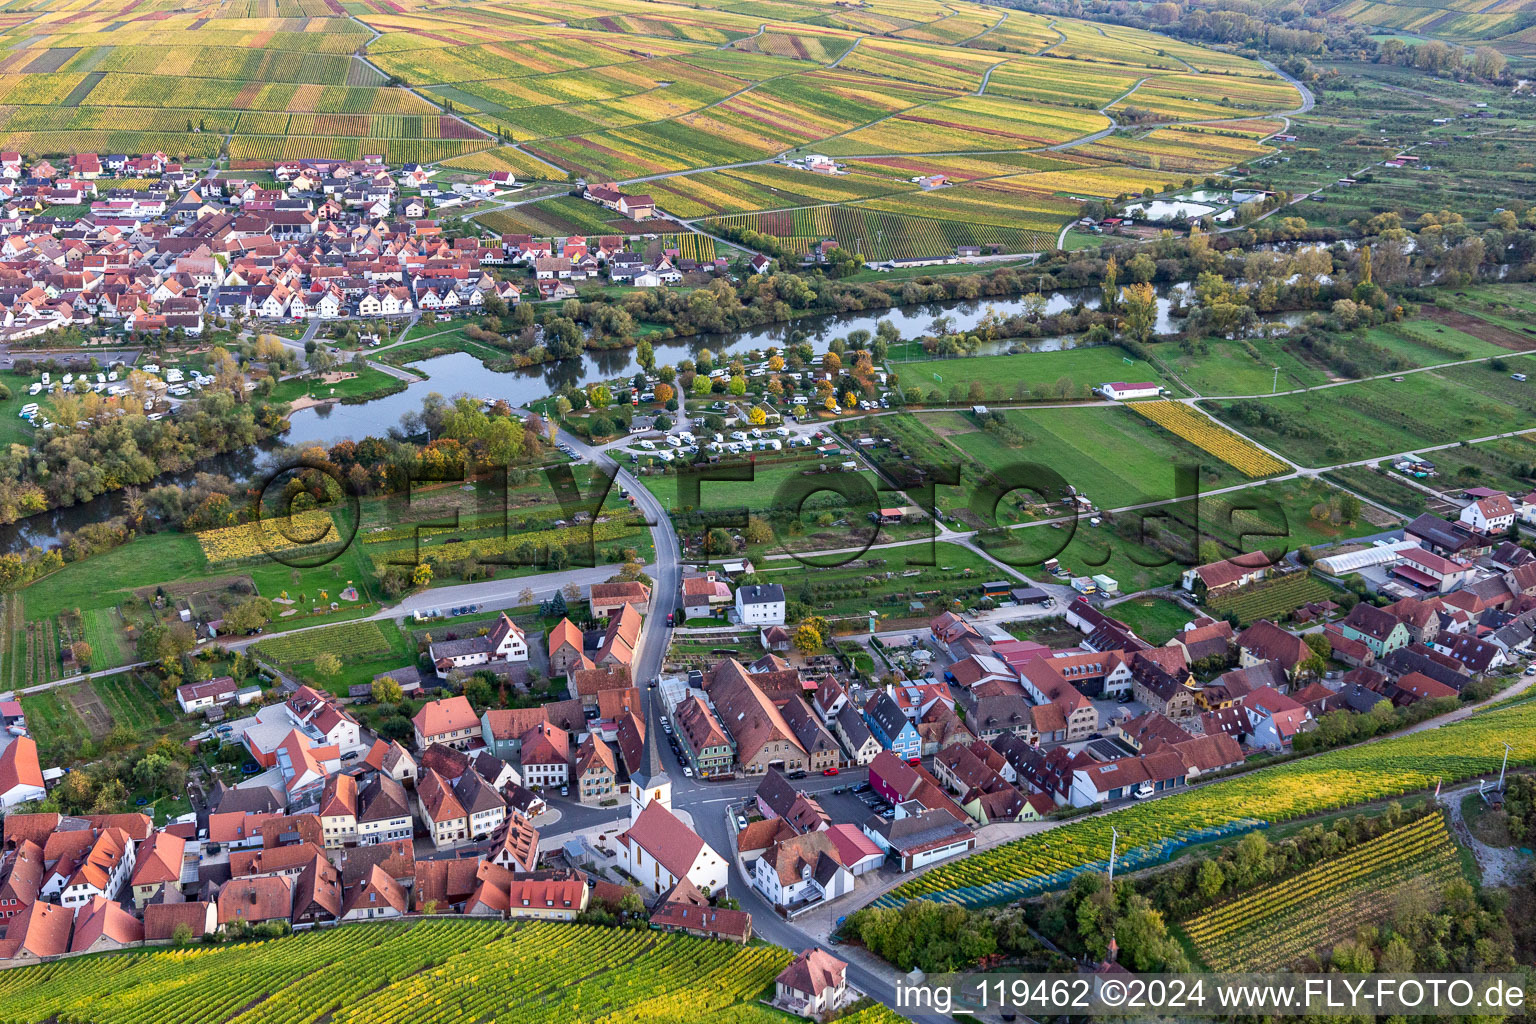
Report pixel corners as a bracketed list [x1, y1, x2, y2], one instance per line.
[255, 618, 413, 694]
[1321, 465, 1429, 516]
[1204, 354, 1536, 467]
[1109, 595, 1194, 644]
[758, 540, 1006, 620]
[891, 346, 1159, 400]
[921, 405, 1250, 510]
[1149, 338, 1329, 397]
[267, 365, 406, 405]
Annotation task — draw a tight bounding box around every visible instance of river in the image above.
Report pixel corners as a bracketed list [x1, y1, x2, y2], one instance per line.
[0, 280, 1234, 552]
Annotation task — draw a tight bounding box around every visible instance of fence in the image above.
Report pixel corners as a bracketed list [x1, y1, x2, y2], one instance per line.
[868, 818, 1269, 910]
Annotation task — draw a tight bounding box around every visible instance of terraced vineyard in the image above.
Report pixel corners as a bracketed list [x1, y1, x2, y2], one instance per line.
[0, 918, 909, 1024]
[1182, 814, 1463, 969]
[875, 694, 1536, 908]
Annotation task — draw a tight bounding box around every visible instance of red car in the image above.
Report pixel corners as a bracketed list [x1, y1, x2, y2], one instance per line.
[822, 767, 839, 776]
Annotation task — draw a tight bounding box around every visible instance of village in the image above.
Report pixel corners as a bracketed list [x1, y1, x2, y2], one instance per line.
[0, 453, 1531, 1017]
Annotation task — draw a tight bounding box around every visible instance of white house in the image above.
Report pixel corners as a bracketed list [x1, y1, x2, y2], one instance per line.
[428, 613, 528, 678]
[751, 831, 855, 908]
[0, 737, 45, 810]
[774, 950, 856, 1020]
[175, 676, 237, 714]
[1460, 493, 1515, 534]
[1098, 382, 1163, 401]
[58, 828, 136, 907]
[735, 584, 786, 626]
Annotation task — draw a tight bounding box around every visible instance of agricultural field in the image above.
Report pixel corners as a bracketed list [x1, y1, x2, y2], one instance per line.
[254, 618, 413, 693]
[0, 0, 1271, 255]
[1204, 353, 1536, 468]
[891, 346, 1163, 399]
[1182, 813, 1463, 969]
[876, 687, 1536, 907]
[0, 918, 911, 1024]
[1204, 570, 1342, 625]
[1130, 400, 1291, 477]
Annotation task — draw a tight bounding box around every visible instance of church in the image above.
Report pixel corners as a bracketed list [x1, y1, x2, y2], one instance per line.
[615, 703, 730, 897]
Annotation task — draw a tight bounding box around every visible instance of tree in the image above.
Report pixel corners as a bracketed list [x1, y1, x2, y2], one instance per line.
[619, 891, 646, 917]
[706, 527, 736, 554]
[793, 622, 822, 653]
[70, 641, 92, 670]
[412, 563, 433, 587]
[314, 652, 342, 679]
[1196, 859, 1225, 901]
[1120, 282, 1157, 345]
[171, 922, 194, 947]
[746, 406, 766, 425]
[463, 676, 495, 709]
[224, 597, 274, 634]
[636, 339, 655, 372]
[691, 374, 713, 397]
[372, 677, 404, 704]
[653, 382, 674, 404]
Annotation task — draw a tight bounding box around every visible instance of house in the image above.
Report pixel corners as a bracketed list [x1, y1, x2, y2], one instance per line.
[1339, 602, 1411, 657]
[773, 949, 855, 1020]
[1461, 493, 1515, 534]
[863, 693, 921, 761]
[547, 618, 587, 678]
[0, 900, 72, 963]
[1393, 546, 1475, 594]
[218, 876, 292, 931]
[675, 696, 735, 777]
[1236, 619, 1312, 681]
[1244, 686, 1311, 750]
[1390, 671, 1460, 705]
[59, 827, 135, 907]
[70, 895, 143, 955]
[833, 704, 883, 765]
[752, 830, 854, 908]
[589, 581, 651, 619]
[735, 584, 786, 626]
[412, 696, 480, 750]
[0, 736, 45, 810]
[129, 831, 185, 907]
[862, 808, 975, 871]
[0, 839, 43, 919]
[1181, 555, 1268, 595]
[427, 613, 527, 678]
[1098, 382, 1163, 401]
[175, 676, 237, 713]
[363, 738, 417, 784]
[416, 768, 470, 850]
[682, 572, 734, 617]
[574, 734, 618, 805]
[779, 698, 842, 773]
[648, 877, 752, 943]
[319, 773, 358, 849]
[708, 660, 809, 774]
[476, 867, 590, 921]
[290, 853, 343, 927]
[356, 774, 414, 846]
[340, 863, 407, 921]
[144, 901, 217, 944]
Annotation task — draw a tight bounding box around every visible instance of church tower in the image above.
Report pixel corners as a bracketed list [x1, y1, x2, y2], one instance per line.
[629, 698, 671, 822]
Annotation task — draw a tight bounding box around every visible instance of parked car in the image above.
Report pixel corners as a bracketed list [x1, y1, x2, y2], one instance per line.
[735, 814, 748, 830]
[822, 767, 839, 776]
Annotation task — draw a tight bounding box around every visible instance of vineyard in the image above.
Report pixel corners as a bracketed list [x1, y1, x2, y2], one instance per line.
[875, 694, 1536, 907]
[704, 204, 1058, 260]
[1130, 401, 1290, 478]
[1205, 571, 1338, 624]
[0, 918, 909, 1024]
[661, 233, 715, 261]
[254, 619, 399, 665]
[1182, 813, 1463, 969]
[195, 508, 341, 565]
